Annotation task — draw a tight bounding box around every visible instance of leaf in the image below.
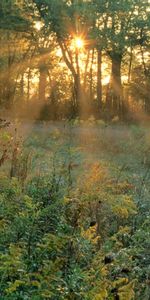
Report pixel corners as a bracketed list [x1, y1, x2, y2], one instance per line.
[118, 281, 135, 300]
[5, 280, 25, 294]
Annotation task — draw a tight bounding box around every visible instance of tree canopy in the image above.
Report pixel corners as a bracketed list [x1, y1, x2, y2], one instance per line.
[0, 0, 149, 119]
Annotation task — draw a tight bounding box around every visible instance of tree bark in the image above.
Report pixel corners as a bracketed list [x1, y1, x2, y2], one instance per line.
[110, 53, 123, 116]
[20, 73, 24, 99]
[39, 64, 47, 102]
[27, 68, 31, 102]
[89, 49, 94, 103]
[97, 49, 102, 113]
[128, 46, 133, 83]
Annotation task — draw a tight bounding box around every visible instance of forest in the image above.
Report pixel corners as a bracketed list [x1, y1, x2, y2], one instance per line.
[0, 0, 150, 299]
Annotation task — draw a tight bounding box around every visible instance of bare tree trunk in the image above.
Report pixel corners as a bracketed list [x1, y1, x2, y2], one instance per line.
[75, 48, 81, 107]
[89, 49, 94, 102]
[111, 54, 123, 116]
[140, 46, 150, 113]
[39, 64, 47, 102]
[27, 68, 31, 102]
[97, 49, 102, 114]
[20, 73, 24, 99]
[83, 50, 90, 90]
[128, 46, 133, 84]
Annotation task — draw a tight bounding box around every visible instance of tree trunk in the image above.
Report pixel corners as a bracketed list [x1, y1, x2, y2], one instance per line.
[89, 49, 94, 103]
[128, 46, 133, 84]
[27, 68, 31, 102]
[111, 54, 123, 116]
[144, 78, 150, 114]
[58, 39, 88, 118]
[75, 48, 81, 109]
[74, 73, 87, 118]
[20, 73, 24, 99]
[39, 64, 47, 102]
[5, 71, 14, 108]
[75, 48, 88, 118]
[97, 49, 102, 113]
[5, 32, 14, 108]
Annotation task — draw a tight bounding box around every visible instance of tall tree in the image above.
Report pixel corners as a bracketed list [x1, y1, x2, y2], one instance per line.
[33, 0, 96, 117]
[94, 0, 150, 118]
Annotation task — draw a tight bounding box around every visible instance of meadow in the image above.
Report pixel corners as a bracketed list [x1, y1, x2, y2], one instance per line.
[0, 119, 150, 299]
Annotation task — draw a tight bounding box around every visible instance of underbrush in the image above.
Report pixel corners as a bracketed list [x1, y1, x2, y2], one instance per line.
[0, 120, 150, 299]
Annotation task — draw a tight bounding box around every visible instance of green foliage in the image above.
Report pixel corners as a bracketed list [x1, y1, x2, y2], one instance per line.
[0, 0, 31, 31]
[0, 160, 138, 299]
[0, 122, 150, 299]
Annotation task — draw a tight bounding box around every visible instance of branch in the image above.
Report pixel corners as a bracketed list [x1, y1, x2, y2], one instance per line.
[58, 39, 77, 79]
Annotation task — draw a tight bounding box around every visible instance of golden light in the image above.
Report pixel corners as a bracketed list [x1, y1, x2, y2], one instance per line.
[74, 37, 84, 49]
[34, 21, 43, 31]
[56, 48, 62, 57]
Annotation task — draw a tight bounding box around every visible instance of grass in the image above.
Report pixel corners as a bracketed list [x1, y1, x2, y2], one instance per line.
[1, 121, 150, 299]
[1, 120, 150, 194]
[1, 120, 150, 216]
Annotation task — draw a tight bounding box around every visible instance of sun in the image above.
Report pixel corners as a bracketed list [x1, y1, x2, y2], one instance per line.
[74, 37, 84, 49]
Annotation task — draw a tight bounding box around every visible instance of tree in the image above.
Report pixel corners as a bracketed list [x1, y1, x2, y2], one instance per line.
[94, 0, 150, 118]
[0, 0, 31, 31]
[33, 0, 98, 117]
